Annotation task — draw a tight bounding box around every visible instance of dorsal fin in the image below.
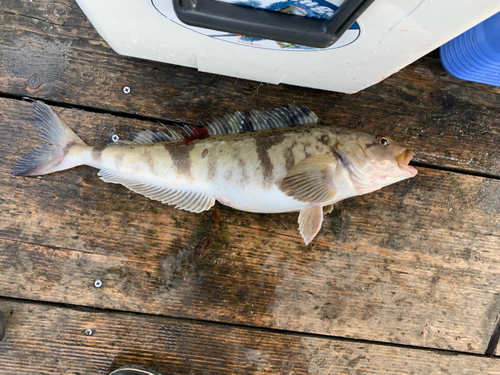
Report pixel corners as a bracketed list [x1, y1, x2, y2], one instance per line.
[206, 104, 318, 136]
[206, 111, 252, 136]
[110, 127, 184, 146]
[110, 105, 318, 146]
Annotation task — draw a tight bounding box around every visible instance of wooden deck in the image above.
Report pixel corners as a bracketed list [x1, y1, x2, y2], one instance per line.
[1, 1, 500, 373]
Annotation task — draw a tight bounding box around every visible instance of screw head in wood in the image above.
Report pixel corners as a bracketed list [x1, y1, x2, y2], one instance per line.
[94, 280, 102, 288]
[123, 86, 131, 94]
[84, 328, 94, 336]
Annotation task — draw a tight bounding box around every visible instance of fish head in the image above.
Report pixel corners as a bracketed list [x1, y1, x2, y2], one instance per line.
[335, 132, 418, 195]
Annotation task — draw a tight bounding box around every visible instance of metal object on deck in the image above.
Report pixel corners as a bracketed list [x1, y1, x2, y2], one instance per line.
[84, 328, 94, 336]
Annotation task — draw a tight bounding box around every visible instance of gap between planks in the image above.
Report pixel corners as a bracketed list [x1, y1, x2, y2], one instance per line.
[0, 295, 497, 359]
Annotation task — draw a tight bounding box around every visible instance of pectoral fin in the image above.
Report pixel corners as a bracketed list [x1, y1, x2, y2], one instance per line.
[298, 203, 323, 245]
[279, 154, 338, 203]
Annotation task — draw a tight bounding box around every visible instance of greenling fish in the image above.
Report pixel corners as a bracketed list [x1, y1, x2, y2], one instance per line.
[12, 102, 417, 244]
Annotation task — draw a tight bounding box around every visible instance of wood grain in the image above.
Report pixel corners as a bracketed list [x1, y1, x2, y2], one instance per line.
[1, 1, 500, 175]
[2, 98, 500, 353]
[0, 298, 498, 375]
[2, 0, 500, 364]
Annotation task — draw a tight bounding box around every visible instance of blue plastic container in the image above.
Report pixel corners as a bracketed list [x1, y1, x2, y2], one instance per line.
[440, 11, 500, 86]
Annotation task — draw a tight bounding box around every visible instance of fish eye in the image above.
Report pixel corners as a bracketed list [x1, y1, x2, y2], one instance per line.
[377, 136, 389, 146]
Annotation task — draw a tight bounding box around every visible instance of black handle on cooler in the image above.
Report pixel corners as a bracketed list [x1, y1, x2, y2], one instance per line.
[173, 0, 375, 48]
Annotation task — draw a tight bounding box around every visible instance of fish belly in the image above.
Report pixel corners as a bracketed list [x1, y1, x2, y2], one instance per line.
[211, 171, 358, 214]
[214, 185, 307, 213]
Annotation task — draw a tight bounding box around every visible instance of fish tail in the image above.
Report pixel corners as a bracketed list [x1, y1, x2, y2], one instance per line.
[12, 101, 87, 176]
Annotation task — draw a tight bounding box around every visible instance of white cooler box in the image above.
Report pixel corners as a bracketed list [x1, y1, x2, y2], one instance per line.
[75, 0, 500, 93]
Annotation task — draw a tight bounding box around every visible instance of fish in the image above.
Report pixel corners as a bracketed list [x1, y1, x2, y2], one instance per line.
[12, 102, 417, 244]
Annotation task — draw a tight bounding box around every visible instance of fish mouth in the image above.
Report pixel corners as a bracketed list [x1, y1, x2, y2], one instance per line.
[397, 150, 418, 177]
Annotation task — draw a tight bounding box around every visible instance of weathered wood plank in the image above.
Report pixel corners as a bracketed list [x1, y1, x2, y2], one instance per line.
[0, 299, 498, 375]
[1, 1, 500, 175]
[1, 98, 500, 353]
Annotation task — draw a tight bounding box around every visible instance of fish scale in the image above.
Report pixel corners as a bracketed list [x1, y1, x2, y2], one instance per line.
[12, 102, 417, 244]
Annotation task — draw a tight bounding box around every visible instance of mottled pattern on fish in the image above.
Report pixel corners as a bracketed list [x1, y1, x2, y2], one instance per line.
[12, 102, 418, 244]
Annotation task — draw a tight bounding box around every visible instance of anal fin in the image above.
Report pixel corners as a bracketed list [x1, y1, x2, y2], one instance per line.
[98, 170, 215, 213]
[298, 203, 324, 245]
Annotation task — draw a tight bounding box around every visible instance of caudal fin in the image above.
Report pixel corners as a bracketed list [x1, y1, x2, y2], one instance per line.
[12, 101, 87, 176]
